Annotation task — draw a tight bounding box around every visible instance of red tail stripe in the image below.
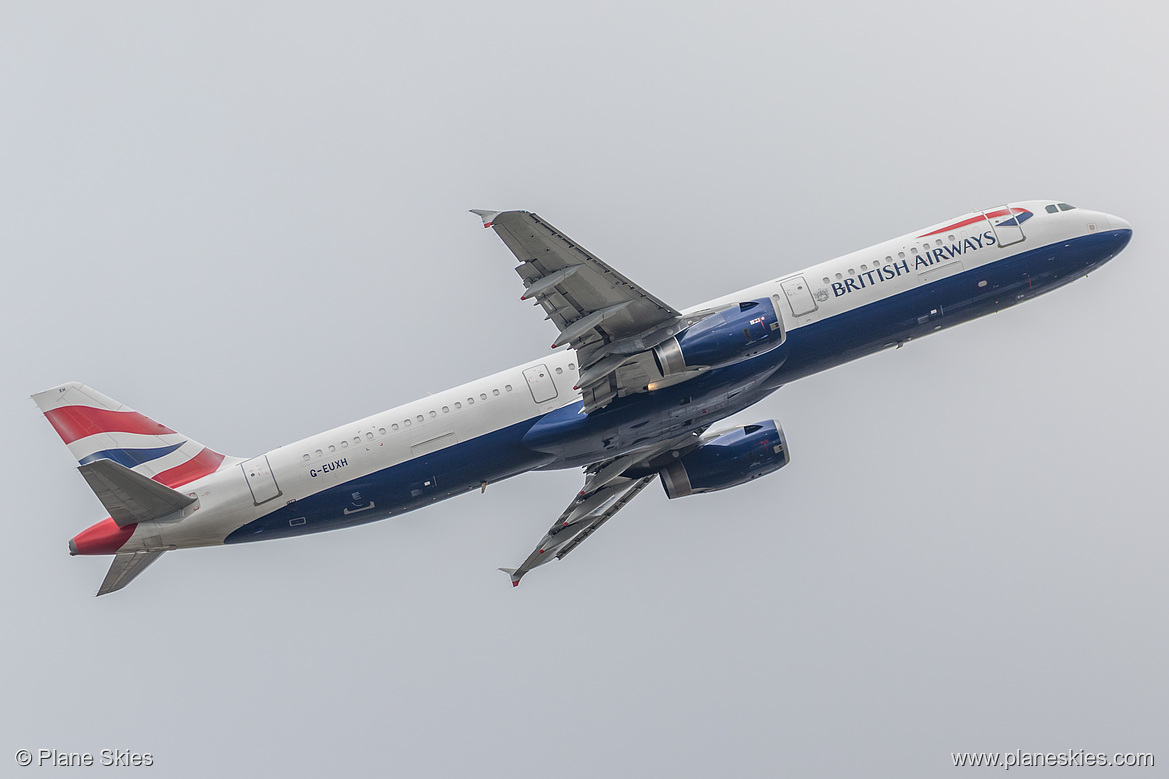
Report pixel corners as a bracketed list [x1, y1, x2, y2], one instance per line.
[44, 406, 176, 445]
[154, 447, 225, 488]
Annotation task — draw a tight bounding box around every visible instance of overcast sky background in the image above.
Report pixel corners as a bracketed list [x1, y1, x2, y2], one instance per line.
[2, 2, 1166, 776]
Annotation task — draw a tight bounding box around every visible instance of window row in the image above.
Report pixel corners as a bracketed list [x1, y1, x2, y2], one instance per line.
[301, 382, 517, 461]
[819, 234, 963, 284]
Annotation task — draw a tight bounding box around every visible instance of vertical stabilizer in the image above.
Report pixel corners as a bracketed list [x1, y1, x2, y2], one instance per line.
[32, 382, 233, 488]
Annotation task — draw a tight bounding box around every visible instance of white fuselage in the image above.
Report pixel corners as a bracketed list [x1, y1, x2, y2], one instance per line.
[114, 202, 1131, 553]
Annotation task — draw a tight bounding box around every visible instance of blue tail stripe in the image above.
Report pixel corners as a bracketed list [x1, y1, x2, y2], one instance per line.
[78, 442, 186, 469]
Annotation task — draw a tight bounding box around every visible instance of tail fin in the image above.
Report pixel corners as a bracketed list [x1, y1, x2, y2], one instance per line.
[32, 382, 232, 489]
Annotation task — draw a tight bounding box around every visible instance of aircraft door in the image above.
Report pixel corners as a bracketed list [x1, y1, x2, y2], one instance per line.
[523, 364, 559, 403]
[984, 206, 1025, 248]
[780, 275, 818, 317]
[241, 455, 282, 505]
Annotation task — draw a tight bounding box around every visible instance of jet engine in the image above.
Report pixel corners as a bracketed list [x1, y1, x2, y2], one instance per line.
[659, 420, 789, 499]
[652, 297, 784, 377]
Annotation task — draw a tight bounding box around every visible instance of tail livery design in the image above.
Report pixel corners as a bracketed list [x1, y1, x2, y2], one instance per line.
[33, 382, 234, 595]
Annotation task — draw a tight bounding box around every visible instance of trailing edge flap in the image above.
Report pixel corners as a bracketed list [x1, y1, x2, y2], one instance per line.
[77, 458, 196, 527]
[501, 431, 706, 586]
[98, 550, 165, 597]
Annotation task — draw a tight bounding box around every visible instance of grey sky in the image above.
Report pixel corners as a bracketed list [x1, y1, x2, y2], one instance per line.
[3, 2, 1166, 776]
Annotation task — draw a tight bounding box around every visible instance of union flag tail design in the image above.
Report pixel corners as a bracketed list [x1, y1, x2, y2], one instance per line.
[32, 382, 232, 489]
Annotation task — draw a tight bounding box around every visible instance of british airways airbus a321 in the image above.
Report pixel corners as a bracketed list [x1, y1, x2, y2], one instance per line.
[35, 202, 1132, 595]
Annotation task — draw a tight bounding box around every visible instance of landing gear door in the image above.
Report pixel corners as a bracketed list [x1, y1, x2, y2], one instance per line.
[984, 206, 1025, 248]
[241, 455, 282, 505]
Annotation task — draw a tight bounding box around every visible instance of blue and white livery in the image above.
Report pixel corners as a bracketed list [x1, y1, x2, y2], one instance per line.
[34, 201, 1133, 594]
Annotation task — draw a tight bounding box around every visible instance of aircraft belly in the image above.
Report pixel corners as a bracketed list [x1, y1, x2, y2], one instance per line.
[223, 417, 553, 544]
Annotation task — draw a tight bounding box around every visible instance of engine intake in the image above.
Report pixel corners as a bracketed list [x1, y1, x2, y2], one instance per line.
[652, 297, 784, 377]
[660, 420, 789, 499]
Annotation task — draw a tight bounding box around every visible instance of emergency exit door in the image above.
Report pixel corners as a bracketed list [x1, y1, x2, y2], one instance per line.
[780, 275, 818, 317]
[523, 364, 559, 403]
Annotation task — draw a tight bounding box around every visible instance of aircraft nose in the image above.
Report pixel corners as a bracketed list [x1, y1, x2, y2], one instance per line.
[1103, 213, 1133, 256]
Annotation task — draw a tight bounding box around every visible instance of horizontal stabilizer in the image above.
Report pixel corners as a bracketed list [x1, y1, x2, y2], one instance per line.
[78, 459, 196, 527]
[98, 551, 165, 596]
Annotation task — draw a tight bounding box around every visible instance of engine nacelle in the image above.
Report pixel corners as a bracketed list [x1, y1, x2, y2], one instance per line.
[659, 420, 790, 499]
[652, 297, 784, 377]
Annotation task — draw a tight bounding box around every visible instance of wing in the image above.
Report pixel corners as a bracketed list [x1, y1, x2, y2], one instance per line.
[499, 432, 705, 586]
[473, 210, 712, 412]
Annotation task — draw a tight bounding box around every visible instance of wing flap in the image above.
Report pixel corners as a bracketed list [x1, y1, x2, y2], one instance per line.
[504, 476, 656, 586]
[475, 210, 687, 411]
[500, 431, 706, 586]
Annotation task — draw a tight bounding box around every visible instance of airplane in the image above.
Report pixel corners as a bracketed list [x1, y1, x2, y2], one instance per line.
[34, 201, 1132, 595]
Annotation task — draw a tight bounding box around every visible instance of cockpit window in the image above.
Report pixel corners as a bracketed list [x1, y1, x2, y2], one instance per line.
[1046, 205, 1059, 214]
[1058, 203, 1076, 211]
